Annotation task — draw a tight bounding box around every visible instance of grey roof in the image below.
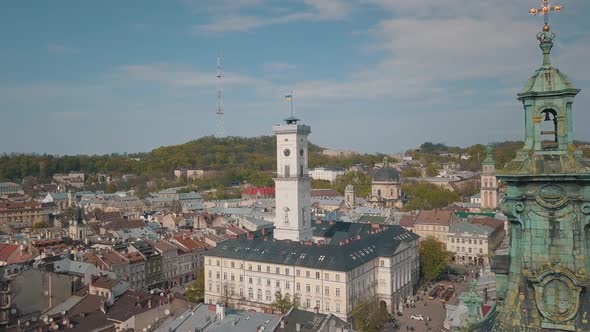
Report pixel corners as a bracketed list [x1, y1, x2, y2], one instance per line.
[204, 311, 281, 332]
[449, 221, 493, 235]
[372, 167, 400, 182]
[205, 225, 418, 271]
[154, 304, 214, 332]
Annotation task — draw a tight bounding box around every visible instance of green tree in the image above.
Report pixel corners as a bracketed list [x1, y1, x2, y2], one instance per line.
[350, 300, 390, 332]
[311, 179, 332, 189]
[332, 171, 372, 197]
[400, 167, 422, 178]
[419, 236, 449, 284]
[185, 265, 205, 303]
[31, 222, 52, 230]
[271, 291, 299, 314]
[402, 181, 460, 211]
[426, 164, 438, 177]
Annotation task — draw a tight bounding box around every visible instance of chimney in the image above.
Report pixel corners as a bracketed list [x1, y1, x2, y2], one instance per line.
[216, 303, 226, 320]
[295, 322, 302, 332]
[280, 320, 286, 328]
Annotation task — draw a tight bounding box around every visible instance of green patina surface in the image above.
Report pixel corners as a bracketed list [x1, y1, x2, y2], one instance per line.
[469, 25, 590, 332]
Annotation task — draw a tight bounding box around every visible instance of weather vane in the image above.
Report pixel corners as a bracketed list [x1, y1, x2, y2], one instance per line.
[529, 0, 563, 32]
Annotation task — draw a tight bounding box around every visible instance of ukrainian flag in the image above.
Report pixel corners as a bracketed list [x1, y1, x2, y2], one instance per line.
[284, 94, 292, 101]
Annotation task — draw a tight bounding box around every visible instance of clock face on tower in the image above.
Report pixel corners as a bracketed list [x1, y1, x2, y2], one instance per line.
[283, 149, 291, 156]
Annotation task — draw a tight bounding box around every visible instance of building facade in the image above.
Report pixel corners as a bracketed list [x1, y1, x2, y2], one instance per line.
[309, 167, 346, 183]
[203, 225, 419, 320]
[413, 209, 456, 244]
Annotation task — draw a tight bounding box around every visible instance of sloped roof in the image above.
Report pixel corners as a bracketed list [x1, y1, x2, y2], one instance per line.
[205, 225, 417, 271]
[415, 209, 454, 226]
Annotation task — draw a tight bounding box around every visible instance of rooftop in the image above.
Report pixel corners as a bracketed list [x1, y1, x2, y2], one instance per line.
[205, 224, 418, 271]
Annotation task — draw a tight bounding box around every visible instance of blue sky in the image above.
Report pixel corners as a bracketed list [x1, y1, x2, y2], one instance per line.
[1, 0, 590, 155]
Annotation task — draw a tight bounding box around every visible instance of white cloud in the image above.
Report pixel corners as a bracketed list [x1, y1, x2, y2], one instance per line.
[47, 43, 80, 55]
[119, 63, 264, 87]
[193, 0, 350, 33]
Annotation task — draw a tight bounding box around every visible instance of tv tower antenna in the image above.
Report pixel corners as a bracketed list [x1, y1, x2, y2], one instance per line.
[215, 51, 225, 138]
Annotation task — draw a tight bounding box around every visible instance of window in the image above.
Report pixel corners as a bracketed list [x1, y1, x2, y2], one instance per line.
[325, 303, 330, 311]
[216, 284, 220, 292]
[306, 299, 311, 308]
[257, 289, 262, 300]
[266, 290, 271, 302]
[257, 277, 261, 285]
[216, 272, 220, 279]
[248, 264, 252, 270]
[336, 288, 340, 297]
[468, 248, 472, 253]
[276, 267, 280, 274]
[306, 271, 310, 278]
[248, 277, 253, 284]
[336, 303, 340, 313]
[266, 266, 270, 273]
[380, 260, 385, 267]
[231, 262, 235, 268]
[468, 239, 472, 244]
[316, 300, 321, 309]
[316, 285, 320, 294]
[223, 272, 227, 280]
[240, 288, 244, 297]
[208, 271, 212, 278]
[286, 281, 290, 290]
[316, 272, 320, 279]
[267, 279, 271, 286]
[296, 269, 301, 276]
[208, 259, 211, 265]
[257, 265, 261, 272]
[479, 240, 483, 245]
[240, 275, 244, 282]
[216, 260, 220, 266]
[335, 274, 340, 282]
[451, 238, 455, 243]
[231, 274, 235, 281]
[479, 248, 483, 254]
[462, 239, 465, 244]
[276, 280, 280, 287]
[325, 273, 329, 280]
[306, 284, 311, 293]
[325, 287, 330, 296]
[285, 268, 290, 275]
[296, 283, 301, 291]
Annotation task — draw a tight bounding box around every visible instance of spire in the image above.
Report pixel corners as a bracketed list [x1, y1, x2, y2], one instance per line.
[383, 156, 389, 168]
[482, 145, 495, 165]
[529, 1, 563, 68]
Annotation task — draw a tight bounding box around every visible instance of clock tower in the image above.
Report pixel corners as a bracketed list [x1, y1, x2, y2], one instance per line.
[273, 116, 313, 241]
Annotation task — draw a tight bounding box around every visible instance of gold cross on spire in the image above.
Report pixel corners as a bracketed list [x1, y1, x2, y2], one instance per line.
[529, 0, 563, 31]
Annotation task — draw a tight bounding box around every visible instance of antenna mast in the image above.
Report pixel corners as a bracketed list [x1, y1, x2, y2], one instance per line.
[216, 51, 225, 138]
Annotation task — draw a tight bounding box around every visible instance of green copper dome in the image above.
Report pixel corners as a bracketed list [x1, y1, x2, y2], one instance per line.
[518, 30, 580, 99]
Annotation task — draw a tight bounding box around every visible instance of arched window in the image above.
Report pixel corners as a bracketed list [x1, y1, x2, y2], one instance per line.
[248, 287, 253, 299]
[377, 189, 381, 197]
[540, 109, 558, 149]
[257, 289, 262, 300]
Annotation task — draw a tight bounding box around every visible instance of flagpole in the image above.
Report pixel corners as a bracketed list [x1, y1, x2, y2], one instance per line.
[290, 90, 293, 117]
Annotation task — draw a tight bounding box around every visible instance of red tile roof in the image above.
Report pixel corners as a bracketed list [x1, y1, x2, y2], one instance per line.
[173, 236, 207, 251]
[399, 215, 417, 228]
[0, 243, 18, 262]
[242, 187, 275, 196]
[415, 209, 454, 226]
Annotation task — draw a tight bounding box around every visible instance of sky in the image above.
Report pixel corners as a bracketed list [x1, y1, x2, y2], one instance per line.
[1, 0, 590, 155]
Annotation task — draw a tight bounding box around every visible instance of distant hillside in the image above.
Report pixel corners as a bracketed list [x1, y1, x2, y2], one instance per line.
[0, 136, 383, 182]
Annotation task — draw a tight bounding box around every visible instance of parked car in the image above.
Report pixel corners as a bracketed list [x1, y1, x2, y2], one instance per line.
[411, 314, 425, 321]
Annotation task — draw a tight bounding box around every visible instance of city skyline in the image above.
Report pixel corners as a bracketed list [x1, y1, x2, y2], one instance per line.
[2, 0, 590, 155]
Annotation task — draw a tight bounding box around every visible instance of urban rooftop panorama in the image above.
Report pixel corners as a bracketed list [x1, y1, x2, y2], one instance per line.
[1, 1, 590, 332]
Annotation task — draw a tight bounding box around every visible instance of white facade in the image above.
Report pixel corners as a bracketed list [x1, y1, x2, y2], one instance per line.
[273, 119, 313, 241]
[309, 167, 345, 183]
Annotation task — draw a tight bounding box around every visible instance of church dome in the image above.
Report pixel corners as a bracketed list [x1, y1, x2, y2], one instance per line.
[372, 167, 400, 182]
